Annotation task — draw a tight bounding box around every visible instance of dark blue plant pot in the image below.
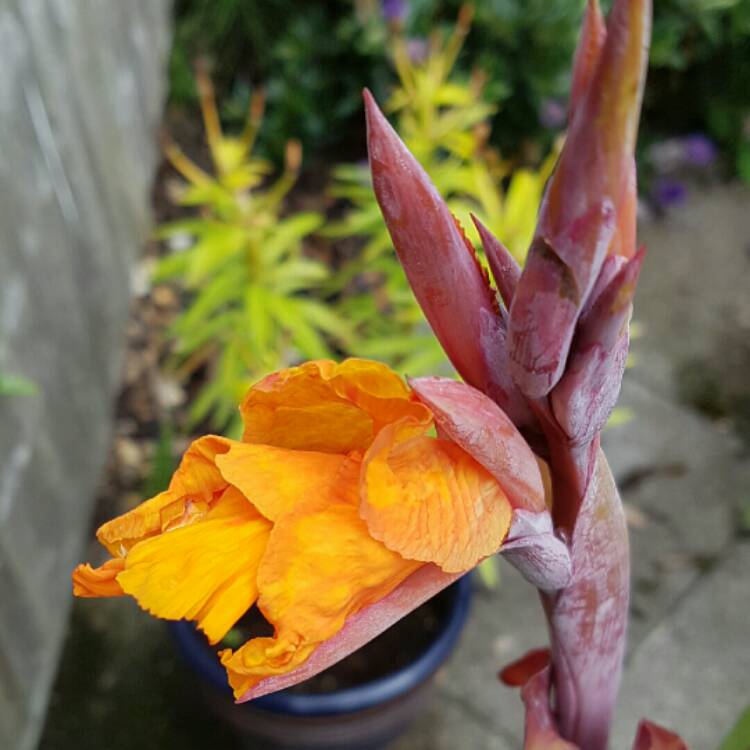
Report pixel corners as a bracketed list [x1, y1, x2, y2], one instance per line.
[169, 574, 472, 750]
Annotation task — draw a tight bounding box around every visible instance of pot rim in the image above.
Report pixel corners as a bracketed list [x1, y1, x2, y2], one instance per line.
[169, 573, 472, 716]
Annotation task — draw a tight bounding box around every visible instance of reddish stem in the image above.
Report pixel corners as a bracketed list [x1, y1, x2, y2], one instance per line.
[542, 449, 630, 750]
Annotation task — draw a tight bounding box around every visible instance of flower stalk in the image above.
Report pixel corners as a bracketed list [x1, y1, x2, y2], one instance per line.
[71, 0, 690, 747]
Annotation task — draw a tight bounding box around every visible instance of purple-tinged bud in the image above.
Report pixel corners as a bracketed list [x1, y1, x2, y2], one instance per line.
[551, 249, 645, 446]
[508, 0, 651, 399]
[364, 89, 507, 398]
[581, 253, 627, 318]
[471, 214, 520, 309]
[508, 204, 616, 399]
[569, 0, 607, 117]
[478, 308, 541, 431]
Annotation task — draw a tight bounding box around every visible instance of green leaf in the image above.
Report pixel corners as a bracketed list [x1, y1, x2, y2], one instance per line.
[266, 260, 329, 294]
[261, 212, 324, 265]
[297, 300, 353, 344]
[477, 556, 501, 590]
[244, 285, 274, 358]
[267, 295, 330, 359]
[153, 252, 190, 282]
[185, 224, 247, 285]
[607, 407, 634, 429]
[0, 374, 38, 396]
[175, 269, 244, 333]
[153, 218, 215, 240]
[176, 310, 236, 354]
[718, 705, 750, 750]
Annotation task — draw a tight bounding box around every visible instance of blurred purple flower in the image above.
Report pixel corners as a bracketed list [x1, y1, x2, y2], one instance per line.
[540, 98, 567, 129]
[682, 134, 718, 168]
[652, 178, 687, 209]
[406, 38, 429, 64]
[648, 134, 718, 174]
[381, 0, 406, 22]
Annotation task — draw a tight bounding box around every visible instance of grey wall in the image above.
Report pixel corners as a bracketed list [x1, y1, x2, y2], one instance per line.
[0, 1, 172, 747]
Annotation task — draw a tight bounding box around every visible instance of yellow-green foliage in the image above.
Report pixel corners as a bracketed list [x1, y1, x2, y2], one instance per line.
[155, 70, 349, 432]
[328, 8, 557, 375]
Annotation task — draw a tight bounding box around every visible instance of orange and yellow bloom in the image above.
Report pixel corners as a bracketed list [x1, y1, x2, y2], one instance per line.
[73, 358, 543, 699]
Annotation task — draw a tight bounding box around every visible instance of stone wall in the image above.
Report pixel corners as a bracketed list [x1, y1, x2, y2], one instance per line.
[0, 1, 172, 747]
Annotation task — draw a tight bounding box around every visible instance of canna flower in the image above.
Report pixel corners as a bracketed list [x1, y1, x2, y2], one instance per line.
[73, 358, 566, 701]
[72, 3, 692, 748]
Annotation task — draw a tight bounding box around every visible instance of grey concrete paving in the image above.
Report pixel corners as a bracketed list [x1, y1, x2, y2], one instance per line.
[612, 542, 750, 749]
[631, 183, 750, 401]
[604, 377, 750, 650]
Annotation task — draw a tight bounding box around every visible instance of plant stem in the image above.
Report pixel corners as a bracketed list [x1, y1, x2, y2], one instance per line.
[542, 449, 630, 750]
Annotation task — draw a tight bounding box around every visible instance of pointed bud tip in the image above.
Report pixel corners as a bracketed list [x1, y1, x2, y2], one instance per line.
[470, 213, 520, 308]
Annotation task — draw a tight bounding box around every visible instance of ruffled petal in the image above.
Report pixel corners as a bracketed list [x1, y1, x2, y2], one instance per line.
[117, 487, 271, 643]
[72, 558, 125, 597]
[409, 376, 545, 512]
[325, 358, 431, 433]
[96, 435, 235, 556]
[215, 443, 359, 522]
[231, 564, 460, 703]
[240, 359, 429, 453]
[220, 498, 420, 698]
[258, 500, 420, 643]
[361, 418, 513, 573]
[220, 636, 317, 700]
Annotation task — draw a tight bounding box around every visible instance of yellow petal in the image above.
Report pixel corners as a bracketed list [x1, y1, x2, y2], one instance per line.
[96, 435, 235, 556]
[216, 443, 360, 521]
[361, 418, 513, 573]
[256, 500, 421, 644]
[117, 487, 271, 643]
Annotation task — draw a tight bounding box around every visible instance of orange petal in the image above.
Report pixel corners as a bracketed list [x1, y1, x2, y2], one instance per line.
[361, 418, 513, 573]
[240, 359, 430, 453]
[72, 558, 125, 597]
[409, 377, 546, 512]
[257, 500, 420, 644]
[220, 499, 420, 698]
[96, 435, 234, 556]
[326, 358, 431, 434]
[234, 564, 461, 703]
[220, 636, 317, 701]
[117, 487, 271, 644]
[216, 443, 360, 522]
